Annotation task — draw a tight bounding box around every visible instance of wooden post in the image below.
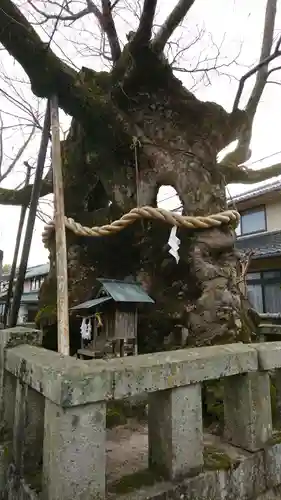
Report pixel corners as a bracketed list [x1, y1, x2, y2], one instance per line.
[9, 105, 50, 327]
[3, 163, 31, 327]
[50, 95, 70, 356]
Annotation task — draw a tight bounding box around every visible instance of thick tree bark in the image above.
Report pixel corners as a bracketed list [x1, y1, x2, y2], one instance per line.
[37, 51, 249, 352]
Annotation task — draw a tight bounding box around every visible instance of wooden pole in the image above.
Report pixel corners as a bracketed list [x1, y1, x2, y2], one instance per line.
[50, 95, 70, 356]
[3, 162, 31, 327]
[9, 104, 51, 327]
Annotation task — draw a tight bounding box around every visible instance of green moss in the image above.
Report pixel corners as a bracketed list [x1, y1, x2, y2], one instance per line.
[203, 381, 224, 428]
[204, 446, 236, 471]
[109, 448, 236, 495]
[106, 405, 127, 429]
[267, 430, 281, 446]
[270, 379, 279, 428]
[35, 304, 57, 326]
[122, 399, 148, 421]
[25, 469, 42, 493]
[106, 399, 148, 429]
[108, 468, 164, 495]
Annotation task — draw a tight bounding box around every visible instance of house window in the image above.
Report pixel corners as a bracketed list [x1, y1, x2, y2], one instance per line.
[247, 270, 281, 313]
[31, 279, 38, 291]
[239, 207, 266, 236]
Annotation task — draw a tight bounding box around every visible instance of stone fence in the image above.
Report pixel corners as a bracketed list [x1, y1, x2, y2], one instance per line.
[257, 312, 281, 341]
[1, 327, 281, 499]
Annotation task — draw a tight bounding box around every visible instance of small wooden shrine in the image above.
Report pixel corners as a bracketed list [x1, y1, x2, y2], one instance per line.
[71, 278, 154, 359]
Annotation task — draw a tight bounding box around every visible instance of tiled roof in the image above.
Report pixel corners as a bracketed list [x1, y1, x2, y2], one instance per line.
[236, 230, 281, 259]
[1, 273, 11, 282]
[25, 263, 49, 279]
[21, 292, 39, 304]
[97, 278, 154, 303]
[0, 291, 39, 304]
[228, 178, 281, 205]
[1, 263, 49, 283]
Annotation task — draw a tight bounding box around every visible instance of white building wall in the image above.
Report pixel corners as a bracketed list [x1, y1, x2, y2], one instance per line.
[266, 199, 281, 232]
[17, 305, 28, 324]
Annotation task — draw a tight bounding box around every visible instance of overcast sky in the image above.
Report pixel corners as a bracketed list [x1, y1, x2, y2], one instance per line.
[0, 0, 281, 266]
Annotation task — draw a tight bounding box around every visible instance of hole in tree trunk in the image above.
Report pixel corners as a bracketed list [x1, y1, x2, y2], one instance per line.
[86, 180, 110, 211]
[156, 185, 181, 212]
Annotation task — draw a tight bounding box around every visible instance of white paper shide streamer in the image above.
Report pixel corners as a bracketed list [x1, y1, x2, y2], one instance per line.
[168, 226, 180, 263]
[80, 317, 92, 340]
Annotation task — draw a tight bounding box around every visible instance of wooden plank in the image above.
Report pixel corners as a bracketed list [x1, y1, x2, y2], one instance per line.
[50, 95, 69, 356]
[77, 349, 97, 358]
[114, 310, 136, 339]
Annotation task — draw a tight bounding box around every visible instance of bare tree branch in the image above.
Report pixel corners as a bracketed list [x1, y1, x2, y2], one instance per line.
[0, 0, 77, 96]
[28, 0, 121, 62]
[233, 18, 281, 112]
[223, 160, 281, 185]
[0, 112, 3, 176]
[0, 86, 41, 129]
[223, 0, 279, 174]
[152, 0, 196, 53]
[132, 0, 158, 47]
[231, 0, 279, 159]
[0, 125, 36, 183]
[267, 64, 281, 78]
[0, 0, 122, 133]
[100, 0, 121, 61]
[0, 179, 52, 206]
[27, 0, 90, 23]
[111, 0, 120, 10]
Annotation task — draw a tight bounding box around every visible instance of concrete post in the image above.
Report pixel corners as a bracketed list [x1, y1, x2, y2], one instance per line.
[13, 381, 45, 477]
[24, 388, 45, 475]
[42, 399, 106, 500]
[273, 369, 281, 428]
[0, 327, 43, 495]
[0, 371, 16, 440]
[224, 372, 272, 451]
[13, 378, 27, 477]
[148, 384, 203, 480]
[0, 327, 42, 438]
[0, 327, 42, 436]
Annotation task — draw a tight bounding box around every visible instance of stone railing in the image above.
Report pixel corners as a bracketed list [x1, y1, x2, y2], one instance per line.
[1, 327, 281, 499]
[257, 312, 281, 341]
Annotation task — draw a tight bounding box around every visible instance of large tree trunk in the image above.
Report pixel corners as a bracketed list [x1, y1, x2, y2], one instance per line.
[38, 48, 248, 353]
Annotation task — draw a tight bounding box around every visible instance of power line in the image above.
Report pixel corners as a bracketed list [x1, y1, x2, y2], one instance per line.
[247, 149, 281, 166]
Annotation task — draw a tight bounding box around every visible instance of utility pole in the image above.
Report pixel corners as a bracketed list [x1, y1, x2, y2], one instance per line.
[9, 103, 50, 327]
[50, 95, 69, 356]
[3, 162, 31, 327]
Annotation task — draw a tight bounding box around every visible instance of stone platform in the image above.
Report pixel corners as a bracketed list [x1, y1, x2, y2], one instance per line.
[106, 421, 281, 499]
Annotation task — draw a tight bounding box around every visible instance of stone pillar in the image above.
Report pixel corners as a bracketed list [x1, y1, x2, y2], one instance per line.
[0, 250, 3, 284]
[148, 384, 203, 480]
[273, 369, 281, 428]
[13, 381, 45, 480]
[42, 399, 106, 500]
[1, 371, 16, 440]
[0, 326, 42, 438]
[0, 327, 43, 496]
[24, 387, 45, 475]
[224, 372, 272, 451]
[13, 378, 27, 476]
